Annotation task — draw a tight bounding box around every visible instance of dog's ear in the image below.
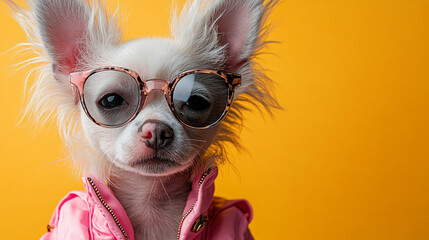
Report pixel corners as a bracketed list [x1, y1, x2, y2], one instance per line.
[31, 0, 121, 75]
[173, 0, 271, 72]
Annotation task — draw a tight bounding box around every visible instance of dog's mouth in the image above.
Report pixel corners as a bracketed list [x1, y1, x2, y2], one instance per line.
[128, 156, 181, 175]
[131, 156, 179, 167]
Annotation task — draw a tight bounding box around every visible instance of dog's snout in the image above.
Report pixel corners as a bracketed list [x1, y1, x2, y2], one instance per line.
[140, 121, 174, 150]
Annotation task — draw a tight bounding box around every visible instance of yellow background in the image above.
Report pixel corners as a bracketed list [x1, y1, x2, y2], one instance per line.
[1, 0, 429, 239]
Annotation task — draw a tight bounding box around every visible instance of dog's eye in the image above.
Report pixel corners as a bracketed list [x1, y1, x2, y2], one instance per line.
[98, 94, 127, 109]
[185, 95, 211, 111]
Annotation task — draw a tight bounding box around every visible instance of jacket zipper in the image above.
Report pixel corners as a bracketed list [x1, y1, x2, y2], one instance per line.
[176, 168, 212, 239]
[88, 177, 129, 240]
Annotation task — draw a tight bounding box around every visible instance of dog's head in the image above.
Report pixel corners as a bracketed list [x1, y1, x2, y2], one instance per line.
[9, 0, 278, 178]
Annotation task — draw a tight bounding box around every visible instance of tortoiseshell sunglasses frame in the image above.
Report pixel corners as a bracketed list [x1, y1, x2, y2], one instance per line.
[69, 67, 241, 129]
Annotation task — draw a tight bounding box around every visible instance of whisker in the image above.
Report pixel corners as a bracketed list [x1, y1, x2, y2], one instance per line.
[149, 179, 156, 199]
[187, 138, 208, 143]
[159, 179, 172, 206]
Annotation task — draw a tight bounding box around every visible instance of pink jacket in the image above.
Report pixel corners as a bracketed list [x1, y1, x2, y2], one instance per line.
[40, 167, 254, 240]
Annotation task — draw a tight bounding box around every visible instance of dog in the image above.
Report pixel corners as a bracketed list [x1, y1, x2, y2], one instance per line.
[5, 0, 278, 239]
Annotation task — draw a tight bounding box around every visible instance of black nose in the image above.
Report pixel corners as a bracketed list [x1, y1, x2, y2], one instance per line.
[140, 121, 174, 150]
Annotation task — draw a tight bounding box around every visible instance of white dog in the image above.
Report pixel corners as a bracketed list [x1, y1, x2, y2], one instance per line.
[6, 0, 278, 239]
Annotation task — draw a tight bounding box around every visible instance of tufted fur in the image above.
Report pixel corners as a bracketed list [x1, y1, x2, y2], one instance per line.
[5, 0, 279, 239]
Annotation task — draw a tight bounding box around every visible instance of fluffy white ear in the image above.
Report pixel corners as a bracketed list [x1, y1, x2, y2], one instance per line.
[22, 0, 121, 76]
[173, 0, 271, 72]
[33, 0, 91, 74]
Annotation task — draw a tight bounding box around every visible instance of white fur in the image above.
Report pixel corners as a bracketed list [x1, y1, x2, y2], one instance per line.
[6, 0, 279, 239]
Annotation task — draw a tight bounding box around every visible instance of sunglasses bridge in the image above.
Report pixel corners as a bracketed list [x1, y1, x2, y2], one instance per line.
[142, 79, 170, 96]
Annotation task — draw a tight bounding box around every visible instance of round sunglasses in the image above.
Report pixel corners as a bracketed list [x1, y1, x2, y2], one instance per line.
[69, 67, 241, 129]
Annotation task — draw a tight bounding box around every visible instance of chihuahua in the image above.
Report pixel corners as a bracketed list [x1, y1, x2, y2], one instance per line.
[6, 0, 278, 239]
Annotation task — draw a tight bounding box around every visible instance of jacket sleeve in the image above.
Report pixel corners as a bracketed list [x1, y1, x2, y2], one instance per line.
[40, 192, 90, 240]
[208, 199, 254, 240]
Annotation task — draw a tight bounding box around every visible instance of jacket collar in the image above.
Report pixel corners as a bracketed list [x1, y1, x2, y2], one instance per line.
[83, 167, 218, 240]
[84, 175, 135, 240]
[178, 167, 217, 240]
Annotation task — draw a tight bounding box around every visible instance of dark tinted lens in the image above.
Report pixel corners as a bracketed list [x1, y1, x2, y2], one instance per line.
[83, 70, 140, 126]
[172, 72, 229, 128]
